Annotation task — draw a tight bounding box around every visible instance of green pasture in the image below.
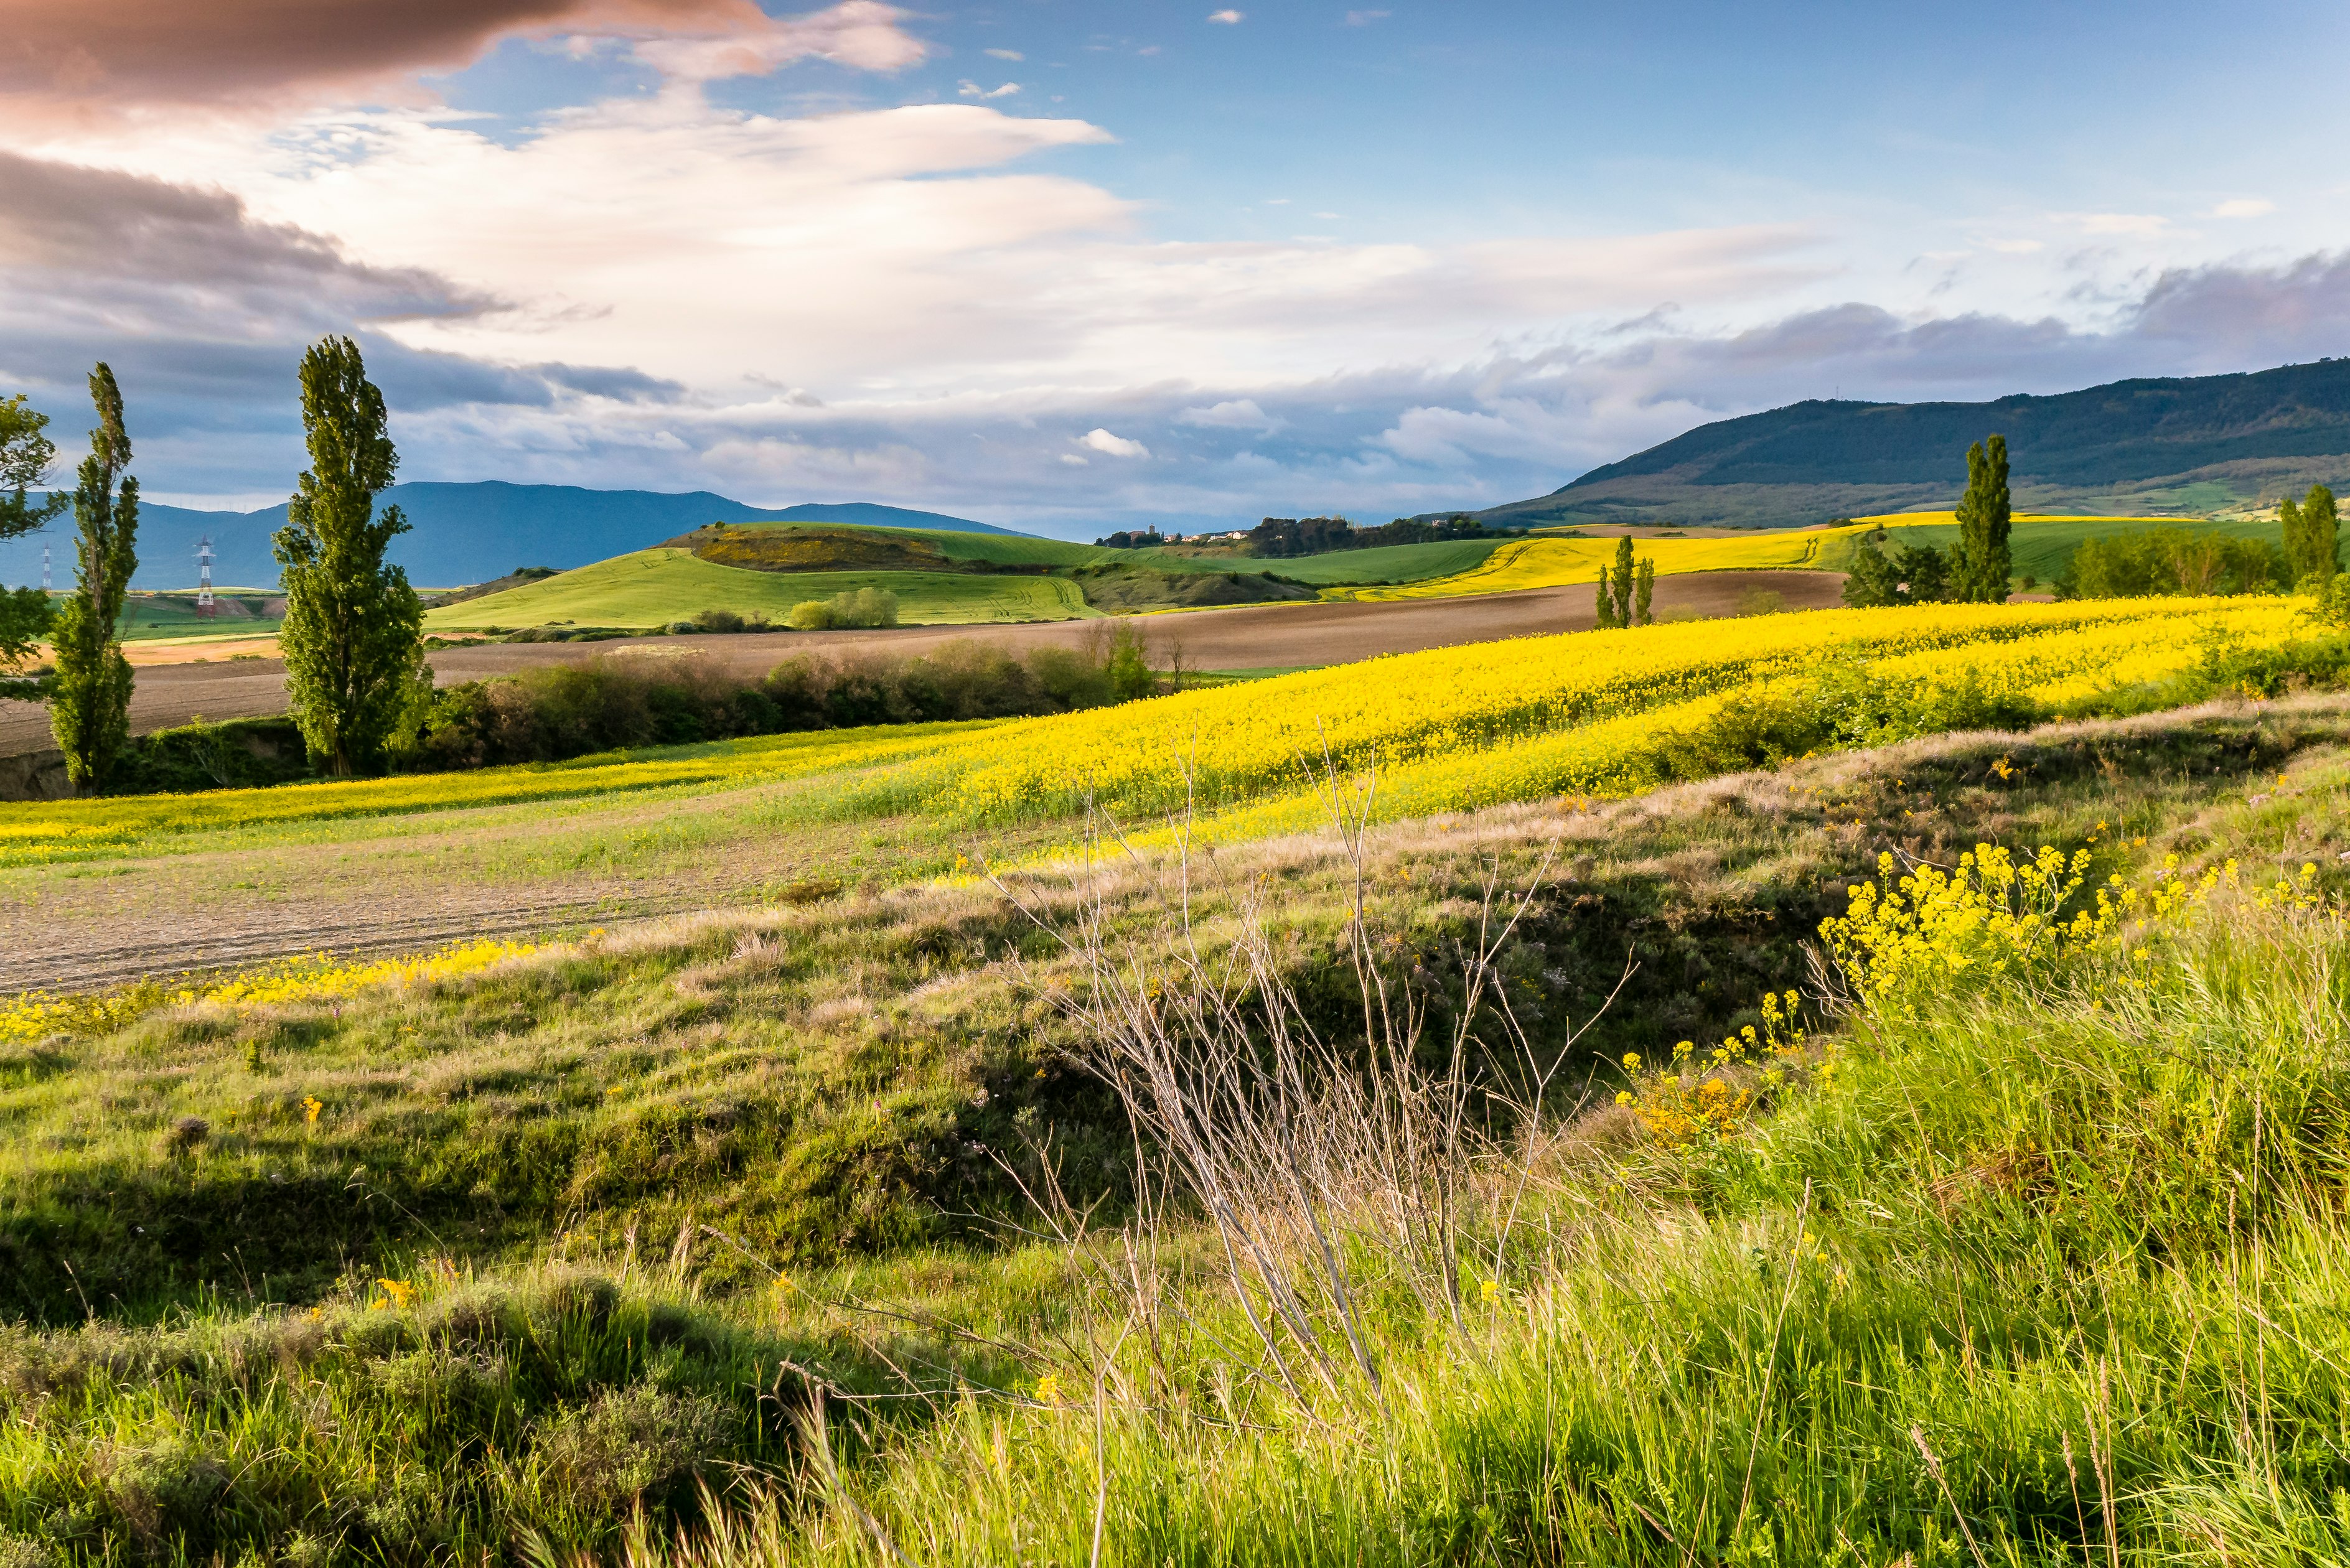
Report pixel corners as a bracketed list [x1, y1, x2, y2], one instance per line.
[1822, 510, 2288, 583]
[113, 592, 284, 642]
[422, 548, 1092, 631]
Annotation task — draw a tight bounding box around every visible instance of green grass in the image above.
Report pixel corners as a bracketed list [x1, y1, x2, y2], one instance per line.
[1257, 538, 1513, 585]
[426, 529, 1543, 632]
[1819, 511, 2290, 584]
[423, 550, 1092, 632]
[113, 593, 283, 643]
[7, 702, 2350, 1561]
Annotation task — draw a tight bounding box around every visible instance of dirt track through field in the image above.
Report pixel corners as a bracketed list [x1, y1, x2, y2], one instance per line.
[0, 571, 1845, 757]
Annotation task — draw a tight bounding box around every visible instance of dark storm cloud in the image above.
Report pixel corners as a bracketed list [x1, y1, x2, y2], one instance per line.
[0, 151, 499, 324]
[0, 0, 768, 113]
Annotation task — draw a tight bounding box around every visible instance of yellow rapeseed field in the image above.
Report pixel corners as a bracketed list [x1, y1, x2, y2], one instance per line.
[1346, 513, 2188, 600]
[1, 597, 2325, 872]
[928, 598, 2312, 825]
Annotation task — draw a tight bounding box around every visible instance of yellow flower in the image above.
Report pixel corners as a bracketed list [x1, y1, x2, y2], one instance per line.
[1033, 1374, 1062, 1406]
[301, 1096, 323, 1126]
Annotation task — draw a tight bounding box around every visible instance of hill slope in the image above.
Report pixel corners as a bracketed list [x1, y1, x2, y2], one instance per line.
[1485, 358, 2350, 530]
[0, 483, 1018, 592]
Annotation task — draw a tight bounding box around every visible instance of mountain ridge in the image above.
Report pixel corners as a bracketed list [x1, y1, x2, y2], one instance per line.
[0, 482, 1020, 590]
[1478, 358, 2350, 530]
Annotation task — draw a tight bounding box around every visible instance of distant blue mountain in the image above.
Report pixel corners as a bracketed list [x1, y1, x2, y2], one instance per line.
[0, 482, 1021, 590]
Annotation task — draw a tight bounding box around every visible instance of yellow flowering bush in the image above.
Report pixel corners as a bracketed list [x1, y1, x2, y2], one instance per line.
[1818, 845, 2110, 1010]
[1819, 841, 2330, 1019]
[1617, 990, 1810, 1148]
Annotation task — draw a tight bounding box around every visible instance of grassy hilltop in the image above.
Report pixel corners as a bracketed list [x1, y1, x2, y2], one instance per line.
[7, 592, 2350, 1562]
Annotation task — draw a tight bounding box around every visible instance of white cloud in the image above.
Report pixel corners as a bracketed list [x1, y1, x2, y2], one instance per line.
[1080, 427, 1150, 457]
[2063, 212, 2170, 236]
[984, 47, 1024, 61]
[958, 80, 1021, 99]
[1179, 398, 1276, 428]
[2213, 198, 2275, 218]
[1059, 452, 1089, 465]
[1207, 9, 1245, 23]
[1980, 238, 2044, 254]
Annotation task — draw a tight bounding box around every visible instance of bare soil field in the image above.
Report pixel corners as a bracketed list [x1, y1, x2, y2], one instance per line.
[0, 571, 1845, 757]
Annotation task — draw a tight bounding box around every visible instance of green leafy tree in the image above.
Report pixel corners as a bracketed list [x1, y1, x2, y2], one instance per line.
[0, 393, 67, 699]
[48, 365, 138, 788]
[1893, 544, 1950, 604]
[1, 393, 70, 541]
[1594, 566, 1617, 628]
[1842, 536, 1901, 607]
[1610, 536, 1636, 626]
[1947, 434, 2012, 602]
[2282, 483, 2339, 587]
[1634, 556, 1655, 625]
[1105, 622, 1155, 701]
[275, 337, 425, 776]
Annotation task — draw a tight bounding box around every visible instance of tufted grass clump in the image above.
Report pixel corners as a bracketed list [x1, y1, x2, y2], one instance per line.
[0, 1267, 805, 1560]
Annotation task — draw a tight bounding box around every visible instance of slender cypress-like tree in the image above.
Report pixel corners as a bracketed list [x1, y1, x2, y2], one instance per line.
[275, 337, 424, 776]
[1594, 566, 1616, 628]
[1949, 434, 2013, 602]
[48, 365, 138, 788]
[2287, 483, 2339, 586]
[1634, 556, 1654, 625]
[1610, 535, 1636, 625]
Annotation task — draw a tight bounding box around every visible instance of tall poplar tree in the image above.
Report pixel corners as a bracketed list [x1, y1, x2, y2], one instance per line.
[1594, 566, 1617, 628]
[2284, 483, 2339, 586]
[275, 338, 424, 777]
[48, 365, 138, 788]
[1949, 434, 2012, 603]
[1634, 556, 1655, 625]
[1610, 535, 1636, 626]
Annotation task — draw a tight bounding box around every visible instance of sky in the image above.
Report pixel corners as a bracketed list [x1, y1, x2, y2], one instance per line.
[6, 0, 2350, 538]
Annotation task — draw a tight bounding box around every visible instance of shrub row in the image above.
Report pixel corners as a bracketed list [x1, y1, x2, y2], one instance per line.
[395, 630, 1163, 772]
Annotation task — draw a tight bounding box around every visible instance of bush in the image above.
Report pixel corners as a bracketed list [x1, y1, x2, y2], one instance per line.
[788, 587, 899, 630]
[106, 717, 312, 794]
[668, 607, 773, 635]
[2056, 527, 2287, 599]
[397, 636, 1171, 773]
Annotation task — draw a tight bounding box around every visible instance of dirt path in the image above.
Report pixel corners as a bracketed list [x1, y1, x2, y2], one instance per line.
[0, 570, 1845, 757]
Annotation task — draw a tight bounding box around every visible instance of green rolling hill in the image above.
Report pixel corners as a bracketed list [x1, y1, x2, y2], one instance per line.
[424, 523, 1521, 632]
[1484, 358, 2350, 530]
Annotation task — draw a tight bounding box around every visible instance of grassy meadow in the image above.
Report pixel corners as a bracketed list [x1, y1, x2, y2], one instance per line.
[421, 528, 1515, 634]
[421, 551, 1093, 633]
[7, 591, 2350, 1563]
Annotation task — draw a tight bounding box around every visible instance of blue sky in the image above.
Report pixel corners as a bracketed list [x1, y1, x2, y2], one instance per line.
[4, 0, 2348, 537]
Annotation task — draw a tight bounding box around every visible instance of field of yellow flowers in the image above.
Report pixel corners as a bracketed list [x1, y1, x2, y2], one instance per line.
[926, 596, 2320, 830]
[1, 597, 2331, 874]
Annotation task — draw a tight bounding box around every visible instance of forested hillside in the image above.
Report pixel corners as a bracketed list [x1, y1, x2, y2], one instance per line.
[1487, 358, 2350, 528]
